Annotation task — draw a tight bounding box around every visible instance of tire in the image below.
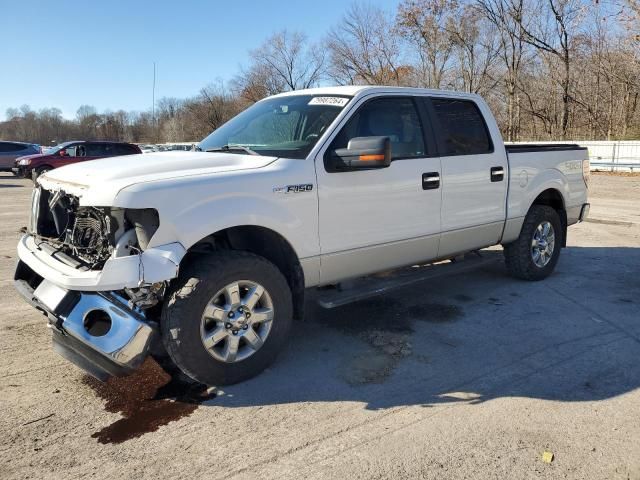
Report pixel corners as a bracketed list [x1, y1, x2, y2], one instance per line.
[32, 166, 51, 184]
[503, 205, 563, 281]
[161, 251, 293, 385]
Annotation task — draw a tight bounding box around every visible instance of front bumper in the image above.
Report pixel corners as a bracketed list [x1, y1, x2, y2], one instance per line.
[14, 262, 157, 380]
[12, 166, 28, 177]
[17, 234, 184, 291]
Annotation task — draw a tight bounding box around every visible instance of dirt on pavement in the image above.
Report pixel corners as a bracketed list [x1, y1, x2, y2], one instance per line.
[1, 172, 639, 480]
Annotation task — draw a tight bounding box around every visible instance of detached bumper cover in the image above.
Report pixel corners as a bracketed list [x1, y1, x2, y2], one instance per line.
[17, 234, 184, 291]
[14, 271, 156, 380]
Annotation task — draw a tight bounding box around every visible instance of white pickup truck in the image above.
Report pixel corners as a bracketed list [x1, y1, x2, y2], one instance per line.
[14, 86, 590, 386]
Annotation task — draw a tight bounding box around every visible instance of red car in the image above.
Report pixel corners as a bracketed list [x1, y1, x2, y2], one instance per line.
[13, 140, 142, 181]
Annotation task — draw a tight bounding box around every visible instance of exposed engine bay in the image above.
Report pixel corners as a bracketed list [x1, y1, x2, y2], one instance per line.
[31, 187, 120, 269]
[29, 186, 164, 309]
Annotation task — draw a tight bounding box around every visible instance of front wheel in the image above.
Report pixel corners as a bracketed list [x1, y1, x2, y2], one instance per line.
[161, 251, 293, 385]
[503, 205, 563, 281]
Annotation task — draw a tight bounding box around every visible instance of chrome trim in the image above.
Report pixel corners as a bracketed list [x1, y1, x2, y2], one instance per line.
[17, 276, 156, 378]
[29, 187, 41, 234]
[61, 293, 155, 369]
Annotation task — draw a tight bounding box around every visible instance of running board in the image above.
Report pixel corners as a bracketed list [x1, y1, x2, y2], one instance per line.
[315, 250, 501, 309]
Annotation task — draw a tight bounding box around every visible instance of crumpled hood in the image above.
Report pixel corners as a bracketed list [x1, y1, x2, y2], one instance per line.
[38, 151, 278, 205]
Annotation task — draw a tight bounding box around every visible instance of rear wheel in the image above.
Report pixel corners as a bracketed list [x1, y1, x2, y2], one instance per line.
[32, 166, 52, 183]
[161, 251, 293, 385]
[504, 205, 563, 281]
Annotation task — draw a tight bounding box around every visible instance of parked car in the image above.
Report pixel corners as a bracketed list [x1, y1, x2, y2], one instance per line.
[14, 86, 589, 387]
[139, 144, 159, 153]
[167, 143, 196, 151]
[0, 141, 41, 172]
[13, 140, 141, 181]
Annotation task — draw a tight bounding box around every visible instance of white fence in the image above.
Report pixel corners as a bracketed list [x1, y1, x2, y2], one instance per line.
[509, 141, 640, 172]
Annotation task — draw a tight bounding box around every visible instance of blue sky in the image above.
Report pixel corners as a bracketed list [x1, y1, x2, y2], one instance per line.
[1, 0, 399, 120]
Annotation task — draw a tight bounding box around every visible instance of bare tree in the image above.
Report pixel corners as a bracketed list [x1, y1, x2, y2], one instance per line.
[476, 0, 529, 140]
[327, 3, 405, 85]
[509, 0, 587, 138]
[396, 0, 457, 88]
[234, 30, 325, 101]
[446, 5, 501, 94]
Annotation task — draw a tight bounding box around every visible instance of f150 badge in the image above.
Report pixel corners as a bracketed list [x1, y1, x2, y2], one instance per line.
[273, 184, 314, 194]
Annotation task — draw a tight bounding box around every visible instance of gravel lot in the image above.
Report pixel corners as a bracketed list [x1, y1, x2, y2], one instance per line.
[1, 172, 639, 480]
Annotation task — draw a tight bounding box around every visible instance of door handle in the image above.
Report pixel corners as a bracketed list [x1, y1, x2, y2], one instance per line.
[490, 166, 505, 182]
[422, 172, 440, 190]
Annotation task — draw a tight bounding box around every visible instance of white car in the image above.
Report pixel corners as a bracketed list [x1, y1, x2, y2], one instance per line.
[14, 86, 589, 386]
[139, 144, 158, 153]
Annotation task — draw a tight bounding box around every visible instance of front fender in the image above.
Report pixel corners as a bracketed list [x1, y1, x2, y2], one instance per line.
[113, 160, 320, 261]
[163, 193, 317, 259]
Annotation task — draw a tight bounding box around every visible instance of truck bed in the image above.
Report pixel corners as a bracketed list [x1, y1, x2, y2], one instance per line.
[505, 143, 588, 154]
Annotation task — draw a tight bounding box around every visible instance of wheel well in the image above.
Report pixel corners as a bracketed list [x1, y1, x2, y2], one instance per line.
[532, 188, 567, 247]
[35, 164, 53, 171]
[185, 226, 305, 320]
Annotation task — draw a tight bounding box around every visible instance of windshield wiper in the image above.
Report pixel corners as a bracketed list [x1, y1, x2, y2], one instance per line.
[205, 144, 259, 156]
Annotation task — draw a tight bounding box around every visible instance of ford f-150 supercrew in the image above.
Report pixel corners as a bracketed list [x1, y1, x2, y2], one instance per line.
[14, 86, 590, 386]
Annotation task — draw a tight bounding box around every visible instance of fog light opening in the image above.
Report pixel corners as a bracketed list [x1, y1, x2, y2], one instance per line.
[83, 309, 112, 337]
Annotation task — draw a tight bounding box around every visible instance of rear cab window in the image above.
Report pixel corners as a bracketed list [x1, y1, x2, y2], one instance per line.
[429, 98, 493, 156]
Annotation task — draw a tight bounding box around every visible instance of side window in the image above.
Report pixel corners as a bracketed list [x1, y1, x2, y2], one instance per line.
[63, 145, 78, 157]
[328, 97, 426, 161]
[84, 143, 102, 157]
[85, 143, 105, 156]
[118, 144, 137, 155]
[0, 143, 25, 152]
[430, 98, 493, 155]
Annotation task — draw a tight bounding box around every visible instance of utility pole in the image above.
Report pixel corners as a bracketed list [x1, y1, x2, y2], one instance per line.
[152, 61, 157, 142]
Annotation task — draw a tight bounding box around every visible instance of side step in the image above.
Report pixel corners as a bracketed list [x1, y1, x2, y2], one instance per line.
[316, 249, 502, 309]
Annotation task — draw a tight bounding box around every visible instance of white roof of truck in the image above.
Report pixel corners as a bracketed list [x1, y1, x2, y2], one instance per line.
[272, 85, 477, 100]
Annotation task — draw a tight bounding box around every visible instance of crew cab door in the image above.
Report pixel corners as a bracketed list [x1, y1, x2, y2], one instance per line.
[425, 96, 508, 257]
[315, 95, 442, 284]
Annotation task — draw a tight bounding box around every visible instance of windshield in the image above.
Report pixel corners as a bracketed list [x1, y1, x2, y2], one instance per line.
[198, 95, 351, 159]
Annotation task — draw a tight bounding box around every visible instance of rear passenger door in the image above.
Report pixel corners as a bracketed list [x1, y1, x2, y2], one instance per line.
[426, 96, 508, 258]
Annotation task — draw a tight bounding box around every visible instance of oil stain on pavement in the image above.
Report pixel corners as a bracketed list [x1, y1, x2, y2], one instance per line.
[83, 359, 214, 444]
[312, 297, 463, 385]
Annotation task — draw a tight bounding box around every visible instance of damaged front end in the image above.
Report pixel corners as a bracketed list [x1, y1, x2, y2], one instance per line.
[15, 185, 183, 380]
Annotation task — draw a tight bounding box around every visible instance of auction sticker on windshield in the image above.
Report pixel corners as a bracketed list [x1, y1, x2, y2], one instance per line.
[308, 97, 349, 107]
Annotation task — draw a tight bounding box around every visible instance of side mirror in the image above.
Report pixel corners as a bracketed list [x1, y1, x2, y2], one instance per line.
[332, 136, 391, 170]
[59, 150, 66, 157]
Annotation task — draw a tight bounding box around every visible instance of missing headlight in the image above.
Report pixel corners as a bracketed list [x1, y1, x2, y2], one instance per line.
[125, 209, 160, 250]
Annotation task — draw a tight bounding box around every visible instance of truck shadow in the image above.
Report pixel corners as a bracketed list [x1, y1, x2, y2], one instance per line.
[213, 245, 640, 410]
